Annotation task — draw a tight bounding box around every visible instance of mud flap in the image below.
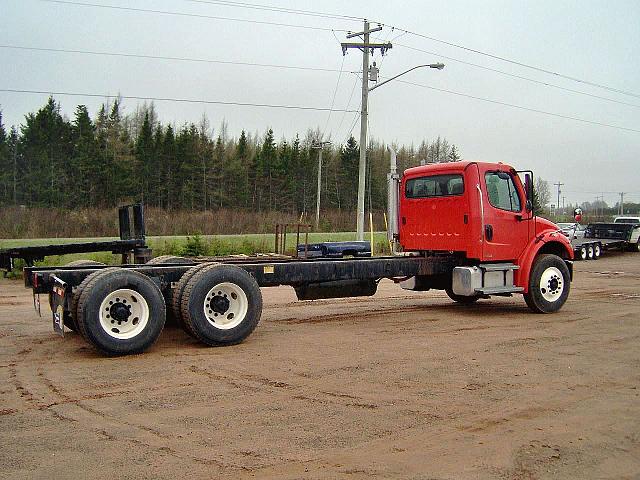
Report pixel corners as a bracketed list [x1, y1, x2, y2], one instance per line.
[51, 276, 67, 338]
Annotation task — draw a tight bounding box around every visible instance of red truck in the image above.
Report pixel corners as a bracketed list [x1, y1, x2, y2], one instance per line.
[24, 159, 574, 356]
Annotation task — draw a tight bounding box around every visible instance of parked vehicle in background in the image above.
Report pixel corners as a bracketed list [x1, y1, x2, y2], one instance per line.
[568, 210, 640, 260]
[557, 222, 586, 240]
[614, 216, 640, 224]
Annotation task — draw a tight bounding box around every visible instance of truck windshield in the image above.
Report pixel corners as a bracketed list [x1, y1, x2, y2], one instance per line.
[614, 218, 639, 224]
[405, 174, 464, 198]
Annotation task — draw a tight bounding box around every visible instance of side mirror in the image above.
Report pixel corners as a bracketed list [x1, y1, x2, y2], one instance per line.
[524, 173, 533, 211]
[525, 199, 533, 212]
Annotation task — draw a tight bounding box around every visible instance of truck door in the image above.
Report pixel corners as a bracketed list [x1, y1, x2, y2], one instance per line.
[481, 170, 531, 261]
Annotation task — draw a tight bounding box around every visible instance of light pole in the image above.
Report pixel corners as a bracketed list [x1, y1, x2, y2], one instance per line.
[353, 61, 445, 240]
[311, 141, 331, 229]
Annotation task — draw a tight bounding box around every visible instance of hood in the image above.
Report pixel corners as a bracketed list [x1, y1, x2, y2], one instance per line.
[535, 216, 559, 232]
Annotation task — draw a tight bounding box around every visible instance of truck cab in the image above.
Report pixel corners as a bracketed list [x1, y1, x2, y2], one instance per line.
[397, 161, 574, 312]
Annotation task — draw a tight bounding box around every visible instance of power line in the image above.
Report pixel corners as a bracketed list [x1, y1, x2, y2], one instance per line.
[392, 27, 640, 100]
[0, 44, 351, 74]
[335, 75, 360, 140]
[395, 43, 640, 109]
[182, 0, 361, 22]
[321, 55, 346, 138]
[36, 0, 640, 101]
[393, 79, 640, 133]
[0, 88, 360, 113]
[39, 0, 348, 32]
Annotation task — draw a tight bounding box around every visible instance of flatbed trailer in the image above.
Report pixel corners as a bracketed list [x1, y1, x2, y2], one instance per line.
[571, 221, 640, 260]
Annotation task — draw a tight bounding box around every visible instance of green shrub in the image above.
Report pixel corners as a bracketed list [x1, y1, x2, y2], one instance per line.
[181, 234, 209, 257]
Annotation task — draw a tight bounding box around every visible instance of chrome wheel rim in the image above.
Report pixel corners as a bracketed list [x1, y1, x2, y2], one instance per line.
[539, 267, 564, 302]
[99, 289, 149, 339]
[203, 282, 248, 330]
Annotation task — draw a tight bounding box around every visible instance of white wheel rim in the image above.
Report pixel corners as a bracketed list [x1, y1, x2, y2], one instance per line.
[99, 289, 150, 339]
[539, 266, 564, 302]
[588, 245, 594, 258]
[580, 247, 587, 260]
[203, 282, 248, 330]
[594, 244, 601, 257]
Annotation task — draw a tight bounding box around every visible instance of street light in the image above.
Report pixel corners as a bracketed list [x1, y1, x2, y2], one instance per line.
[369, 63, 445, 92]
[311, 141, 331, 229]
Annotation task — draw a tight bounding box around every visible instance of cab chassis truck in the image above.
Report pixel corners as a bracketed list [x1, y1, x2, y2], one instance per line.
[24, 157, 575, 356]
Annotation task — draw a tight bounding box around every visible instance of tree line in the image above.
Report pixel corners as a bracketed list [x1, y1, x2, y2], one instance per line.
[0, 97, 462, 213]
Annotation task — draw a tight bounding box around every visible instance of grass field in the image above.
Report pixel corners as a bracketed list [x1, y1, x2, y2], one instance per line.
[1, 232, 391, 275]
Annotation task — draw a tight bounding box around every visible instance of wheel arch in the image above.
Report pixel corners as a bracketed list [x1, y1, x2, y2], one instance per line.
[516, 238, 574, 293]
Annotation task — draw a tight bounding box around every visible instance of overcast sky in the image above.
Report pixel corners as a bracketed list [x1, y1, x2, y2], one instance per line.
[2, 0, 639, 207]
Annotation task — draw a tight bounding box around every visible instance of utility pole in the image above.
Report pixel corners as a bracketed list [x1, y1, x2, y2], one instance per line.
[311, 141, 331, 229]
[619, 192, 625, 215]
[554, 181, 564, 217]
[341, 20, 391, 240]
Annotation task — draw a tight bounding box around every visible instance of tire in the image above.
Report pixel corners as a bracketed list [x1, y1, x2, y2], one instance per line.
[145, 255, 193, 326]
[628, 240, 640, 253]
[145, 255, 192, 265]
[76, 269, 166, 356]
[593, 243, 601, 259]
[171, 263, 215, 336]
[587, 244, 595, 260]
[445, 286, 479, 304]
[59, 260, 105, 332]
[181, 264, 262, 346]
[523, 254, 571, 314]
[578, 246, 587, 261]
[71, 267, 118, 337]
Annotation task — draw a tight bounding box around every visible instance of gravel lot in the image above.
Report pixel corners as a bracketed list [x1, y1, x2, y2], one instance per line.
[1, 252, 639, 479]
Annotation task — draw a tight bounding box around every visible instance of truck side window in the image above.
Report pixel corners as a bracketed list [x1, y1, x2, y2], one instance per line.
[406, 174, 464, 198]
[485, 172, 522, 212]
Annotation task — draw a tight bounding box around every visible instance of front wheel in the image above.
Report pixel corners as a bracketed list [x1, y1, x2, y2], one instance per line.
[523, 254, 571, 313]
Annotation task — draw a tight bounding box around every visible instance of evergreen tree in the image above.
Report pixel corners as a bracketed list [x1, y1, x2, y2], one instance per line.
[340, 136, 359, 210]
[257, 129, 277, 210]
[448, 144, 461, 162]
[18, 97, 72, 206]
[69, 105, 99, 206]
[0, 112, 8, 204]
[135, 112, 155, 203]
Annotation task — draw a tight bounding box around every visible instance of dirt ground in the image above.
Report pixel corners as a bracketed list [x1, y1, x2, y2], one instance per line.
[1, 253, 639, 480]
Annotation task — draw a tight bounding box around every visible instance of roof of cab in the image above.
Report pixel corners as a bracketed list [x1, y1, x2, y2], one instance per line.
[403, 160, 512, 178]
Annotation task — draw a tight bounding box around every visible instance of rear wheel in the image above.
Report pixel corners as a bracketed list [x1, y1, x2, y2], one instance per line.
[593, 243, 601, 259]
[57, 260, 105, 332]
[523, 254, 570, 313]
[76, 269, 165, 355]
[145, 255, 193, 326]
[587, 244, 595, 260]
[181, 264, 262, 346]
[145, 255, 192, 265]
[445, 287, 479, 304]
[171, 263, 215, 336]
[628, 240, 640, 253]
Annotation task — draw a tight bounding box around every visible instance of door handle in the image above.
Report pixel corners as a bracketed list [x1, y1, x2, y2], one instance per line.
[485, 224, 494, 241]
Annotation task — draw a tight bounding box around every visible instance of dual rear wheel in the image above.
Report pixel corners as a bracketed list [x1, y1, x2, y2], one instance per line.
[71, 263, 262, 355]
